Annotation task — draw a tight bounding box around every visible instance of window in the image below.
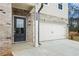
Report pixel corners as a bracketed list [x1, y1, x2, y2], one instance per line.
[58, 3, 62, 10]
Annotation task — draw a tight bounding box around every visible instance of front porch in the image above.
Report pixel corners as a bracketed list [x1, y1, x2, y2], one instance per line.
[0, 3, 36, 56]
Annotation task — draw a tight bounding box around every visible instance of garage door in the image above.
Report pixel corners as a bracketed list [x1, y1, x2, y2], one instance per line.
[40, 22, 67, 41]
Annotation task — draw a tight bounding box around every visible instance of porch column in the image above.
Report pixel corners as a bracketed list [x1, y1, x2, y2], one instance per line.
[33, 4, 41, 47]
[34, 12, 40, 47]
[34, 3, 43, 47]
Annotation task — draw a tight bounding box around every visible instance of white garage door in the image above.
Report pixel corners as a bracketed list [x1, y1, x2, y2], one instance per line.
[40, 22, 67, 41]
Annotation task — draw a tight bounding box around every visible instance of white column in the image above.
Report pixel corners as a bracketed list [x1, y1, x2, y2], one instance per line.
[35, 19, 39, 47]
[34, 4, 41, 47]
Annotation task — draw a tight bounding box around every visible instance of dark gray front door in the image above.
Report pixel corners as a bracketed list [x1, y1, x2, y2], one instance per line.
[14, 16, 26, 42]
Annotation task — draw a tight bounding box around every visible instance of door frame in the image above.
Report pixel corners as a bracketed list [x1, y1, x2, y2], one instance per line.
[12, 15, 27, 43]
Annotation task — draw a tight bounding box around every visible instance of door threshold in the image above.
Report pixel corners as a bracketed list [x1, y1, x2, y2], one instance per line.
[13, 41, 26, 44]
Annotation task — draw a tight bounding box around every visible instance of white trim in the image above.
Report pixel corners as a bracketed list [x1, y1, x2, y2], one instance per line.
[12, 15, 27, 43]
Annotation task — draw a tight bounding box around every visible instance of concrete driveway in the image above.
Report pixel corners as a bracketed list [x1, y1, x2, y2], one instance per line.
[12, 39, 79, 56]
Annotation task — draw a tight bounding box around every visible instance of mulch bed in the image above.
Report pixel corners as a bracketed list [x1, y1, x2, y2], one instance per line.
[0, 48, 13, 56]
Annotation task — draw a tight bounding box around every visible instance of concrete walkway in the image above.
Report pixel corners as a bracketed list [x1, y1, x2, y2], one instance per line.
[12, 39, 79, 56]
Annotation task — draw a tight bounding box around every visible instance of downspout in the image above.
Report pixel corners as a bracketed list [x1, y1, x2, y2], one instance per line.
[38, 3, 44, 45]
[37, 3, 48, 45]
[38, 3, 43, 13]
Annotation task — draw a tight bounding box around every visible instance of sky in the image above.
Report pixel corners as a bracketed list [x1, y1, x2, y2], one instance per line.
[68, 3, 79, 18]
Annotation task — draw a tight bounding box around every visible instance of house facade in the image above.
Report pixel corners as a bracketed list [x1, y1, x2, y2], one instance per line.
[0, 3, 68, 55]
[35, 3, 68, 45]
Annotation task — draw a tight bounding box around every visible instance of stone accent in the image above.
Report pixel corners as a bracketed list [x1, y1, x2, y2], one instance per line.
[0, 3, 12, 55]
[27, 13, 34, 42]
[26, 8, 35, 43]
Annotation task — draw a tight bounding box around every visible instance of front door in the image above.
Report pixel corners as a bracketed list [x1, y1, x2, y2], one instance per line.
[14, 16, 26, 42]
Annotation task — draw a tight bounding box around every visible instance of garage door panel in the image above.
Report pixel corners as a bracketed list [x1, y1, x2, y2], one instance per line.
[40, 22, 67, 41]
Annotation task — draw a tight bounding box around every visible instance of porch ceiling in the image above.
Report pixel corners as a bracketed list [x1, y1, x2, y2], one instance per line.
[12, 3, 34, 11]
